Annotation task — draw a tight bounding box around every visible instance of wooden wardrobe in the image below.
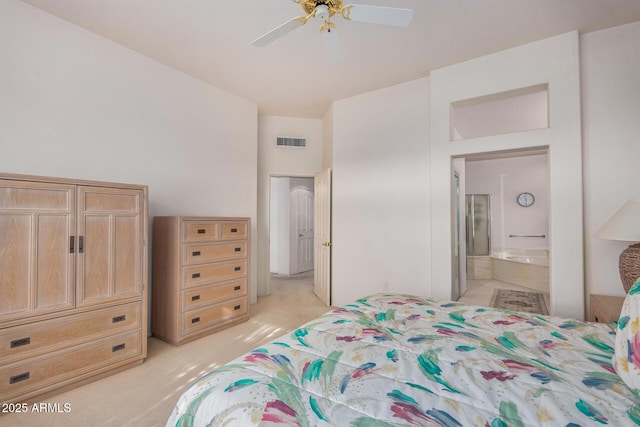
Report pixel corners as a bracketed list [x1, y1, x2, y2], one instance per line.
[0, 173, 148, 403]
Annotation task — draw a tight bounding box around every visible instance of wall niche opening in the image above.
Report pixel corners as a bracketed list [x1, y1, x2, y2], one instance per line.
[450, 84, 548, 141]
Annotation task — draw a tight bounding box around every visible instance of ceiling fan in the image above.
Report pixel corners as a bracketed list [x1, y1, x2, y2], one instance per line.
[251, 0, 414, 62]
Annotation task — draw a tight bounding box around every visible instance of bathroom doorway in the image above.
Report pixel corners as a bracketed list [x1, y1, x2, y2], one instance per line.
[454, 149, 550, 308]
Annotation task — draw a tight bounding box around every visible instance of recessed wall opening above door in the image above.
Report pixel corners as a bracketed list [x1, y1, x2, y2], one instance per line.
[450, 84, 549, 141]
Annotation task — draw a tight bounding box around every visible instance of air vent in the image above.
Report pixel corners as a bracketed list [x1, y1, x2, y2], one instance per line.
[277, 137, 307, 147]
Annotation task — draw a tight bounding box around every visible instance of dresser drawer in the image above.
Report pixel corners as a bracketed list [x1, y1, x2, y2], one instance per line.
[0, 303, 141, 363]
[182, 297, 248, 336]
[221, 222, 248, 240]
[182, 278, 247, 311]
[1, 329, 141, 399]
[182, 221, 220, 243]
[182, 260, 248, 288]
[183, 241, 247, 266]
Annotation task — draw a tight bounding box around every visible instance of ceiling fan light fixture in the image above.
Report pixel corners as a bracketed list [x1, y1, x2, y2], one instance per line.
[315, 4, 330, 20]
[252, 0, 413, 51]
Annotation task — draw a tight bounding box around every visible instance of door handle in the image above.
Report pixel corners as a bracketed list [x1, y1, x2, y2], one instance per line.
[322, 242, 332, 247]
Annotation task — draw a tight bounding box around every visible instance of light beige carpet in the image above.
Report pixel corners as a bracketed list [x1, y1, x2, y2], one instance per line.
[2, 271, 328, 427]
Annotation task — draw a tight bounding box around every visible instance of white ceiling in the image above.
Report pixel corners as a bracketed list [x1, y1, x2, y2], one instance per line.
[19, 0, 640, 118]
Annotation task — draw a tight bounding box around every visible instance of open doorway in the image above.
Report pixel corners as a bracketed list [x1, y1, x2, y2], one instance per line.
[454, 150, 551, 313]
[265, 170, 331, 306]
[269, 176, 315, 284]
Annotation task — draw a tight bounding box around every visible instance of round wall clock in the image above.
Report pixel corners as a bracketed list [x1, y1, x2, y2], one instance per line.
[517, 192, 535, 207]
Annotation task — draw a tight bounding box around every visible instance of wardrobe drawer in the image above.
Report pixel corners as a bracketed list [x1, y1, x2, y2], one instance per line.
[0, 329, 141, 399]
[183, 241, 247, 265]
[182, 297, 248, 336]
[182, 221, 220, 243]
[0, 303, 141, 363]
[221, 222, 248, 240]
[182, 278, 247, 311]
[182, 260, 248, 289]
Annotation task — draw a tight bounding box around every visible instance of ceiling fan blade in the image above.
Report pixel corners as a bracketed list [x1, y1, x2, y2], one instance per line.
[323, 29, 344, 64]
[344, 5, 413, 27]
[251, 16, 305, 47]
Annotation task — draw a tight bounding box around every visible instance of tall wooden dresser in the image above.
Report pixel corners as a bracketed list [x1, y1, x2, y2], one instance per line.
[0, 173, 148, 403]
[152, 216, 250, 345]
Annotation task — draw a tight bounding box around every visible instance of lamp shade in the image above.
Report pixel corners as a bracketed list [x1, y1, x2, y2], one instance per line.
[596, 198, 640, 293]
[595, 199, 640, 242]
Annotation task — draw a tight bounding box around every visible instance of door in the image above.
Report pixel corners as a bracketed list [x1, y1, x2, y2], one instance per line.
[466, 195, 491, 256]
[313, 169, 331, 305]
[76, 186, 144, 306]
[292, 187, 314, 274]
[453, 173, 461, 299]
[0, 180, 75, 322]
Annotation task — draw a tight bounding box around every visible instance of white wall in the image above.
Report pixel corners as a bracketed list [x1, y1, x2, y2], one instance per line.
[332, 77, 431, 306]
[582, 21, 640, 298]
[465, 154, 549, 252]
[431, 32, 584, 318]
[0, 1, 259, 302]
[257, 116, 323, 295]
[453, 89, 548, 140]
[322, 104, 334, 170]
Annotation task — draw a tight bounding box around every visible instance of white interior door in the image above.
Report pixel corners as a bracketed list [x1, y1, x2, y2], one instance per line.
[314, 168, 331, 305]
[292, 187, 314, 273]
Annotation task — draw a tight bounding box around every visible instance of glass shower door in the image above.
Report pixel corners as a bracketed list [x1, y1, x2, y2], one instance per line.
[466, 195, 491, 256]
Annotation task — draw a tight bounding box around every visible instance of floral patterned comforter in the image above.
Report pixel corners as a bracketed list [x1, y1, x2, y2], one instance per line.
[167, 293, 639, 426]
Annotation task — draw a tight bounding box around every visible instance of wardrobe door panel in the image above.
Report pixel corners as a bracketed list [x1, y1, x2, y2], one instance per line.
[0, 214, 31, 317]
[0, 181, 75, 322]
[77, 187, 144, 306]
[0, 184, 70, 210]
[81, 215, 111, 302]
[84, 191, 138, 212]
[114, 215, 139, 296]
[35, 214, 74, 310]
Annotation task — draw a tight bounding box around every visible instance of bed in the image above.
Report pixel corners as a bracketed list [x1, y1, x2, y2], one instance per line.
[167, 289, 640, 426]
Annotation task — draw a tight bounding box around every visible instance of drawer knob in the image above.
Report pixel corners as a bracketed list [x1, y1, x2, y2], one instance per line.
[235, 247, 241, 252]
[192, 251, 201, 257]
[197, 229, 206, 234]
[192, 273, 201, 279]
[234, 305, 241, 310]
[10, 337, 31, 348]
[192, 295, 201, 301]
[234, 285, 241, 291]
[112, 315, 126, 323]
[234, 266, 241, 271]
[231, 228, 238, 233]
[112, 343, 126, 352]
[191, 317, 200, 324]
[10, 372, 30, 384]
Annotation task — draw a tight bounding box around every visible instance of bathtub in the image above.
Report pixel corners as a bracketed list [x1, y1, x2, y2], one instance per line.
[493, 248, 549, 266]
[490, 249, 549, 292]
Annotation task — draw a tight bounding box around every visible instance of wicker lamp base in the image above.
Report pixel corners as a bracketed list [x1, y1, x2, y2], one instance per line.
[620, 243, 640, 293]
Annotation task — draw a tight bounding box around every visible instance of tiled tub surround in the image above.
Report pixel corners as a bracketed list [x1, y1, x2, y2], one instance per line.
[467, 249, 549, 292]
[491, 249, 549, 292]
